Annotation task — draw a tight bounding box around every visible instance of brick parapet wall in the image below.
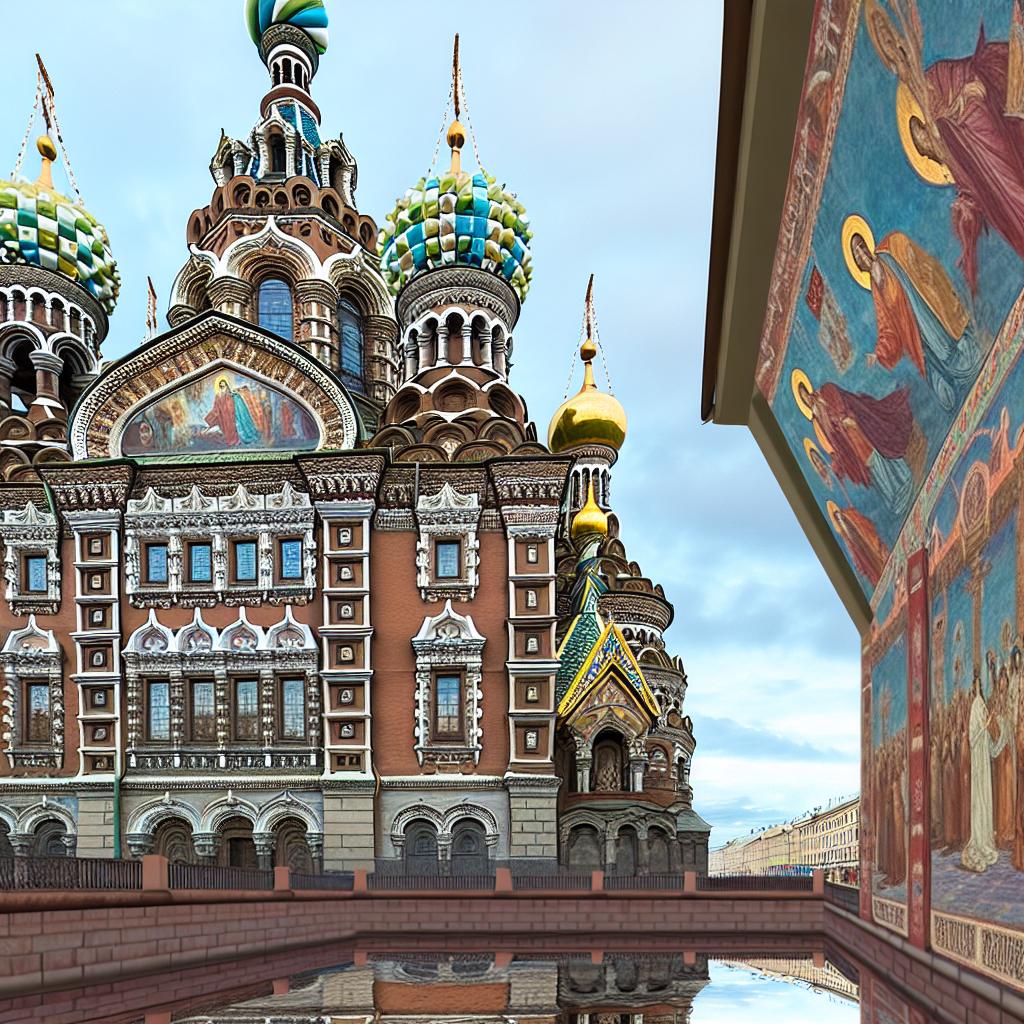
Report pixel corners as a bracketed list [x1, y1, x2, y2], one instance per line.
[826, 905, 1024, 1024]
[0, 890, 825, 1000]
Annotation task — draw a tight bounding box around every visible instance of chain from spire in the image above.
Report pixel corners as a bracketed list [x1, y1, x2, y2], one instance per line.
[12, 56, 83, 202]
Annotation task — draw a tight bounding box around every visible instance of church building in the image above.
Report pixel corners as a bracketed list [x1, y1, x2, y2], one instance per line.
[0, 1, 708, 875]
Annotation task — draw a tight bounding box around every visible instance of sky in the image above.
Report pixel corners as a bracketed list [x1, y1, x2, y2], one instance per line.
[1, 0, 860, 843]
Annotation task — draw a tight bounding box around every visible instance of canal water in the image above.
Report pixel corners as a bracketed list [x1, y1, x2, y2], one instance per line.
[163, 949, 937, 1022]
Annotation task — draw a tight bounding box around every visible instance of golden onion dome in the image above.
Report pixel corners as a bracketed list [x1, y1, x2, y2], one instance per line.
[548, 338, 627, 453]
[570, 479, 608, 542]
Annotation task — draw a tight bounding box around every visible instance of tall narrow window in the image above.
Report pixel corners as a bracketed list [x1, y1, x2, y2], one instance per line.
[235, 679, 259, 741]
[233, 540, 257, 583]
[270, 135, 287, 173]
[191, 680, 216, 741]
[146, 544, 168, 584]
[258, 278, 293, 341]
[23, 555, 48, 593]
[189, 543, 212, 584]
[281, 678, 305, 740]
[435, 540, 461, 580]
[434, 673, 462, 739]
[25, 682, 50, 743]
[338, 296, 364, 392]
[279, 538, 303, 581]
[148, 681, 170, 742]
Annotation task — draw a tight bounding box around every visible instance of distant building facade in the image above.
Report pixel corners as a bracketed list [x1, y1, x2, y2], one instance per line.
[710, 796, 859, 882]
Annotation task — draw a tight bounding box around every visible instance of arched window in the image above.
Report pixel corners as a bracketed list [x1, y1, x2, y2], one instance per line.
[270, 135, 287, 175]
[338, 296, 364, 392]
[258, 278, 293, 341]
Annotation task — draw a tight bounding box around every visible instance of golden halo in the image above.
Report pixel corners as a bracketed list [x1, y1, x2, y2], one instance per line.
[215, 375, 230, 389]
[826, 499, 842, 531]
[812, 419, 834, 454]
[791, 368, 814, 419]
[896, 83, 954, 187]
[841, 214, 875, 290]
[804, 436, 824, 466]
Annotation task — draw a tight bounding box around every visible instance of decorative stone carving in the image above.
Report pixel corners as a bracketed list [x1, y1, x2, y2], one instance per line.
[0, 502, 61, 615]
[414, 482, 481, 602]
[0, 615, 63, 768]
[124, 482, 316, 607]
[411, 600, 485, 766]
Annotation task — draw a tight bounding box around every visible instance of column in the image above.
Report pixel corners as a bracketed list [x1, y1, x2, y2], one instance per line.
[27, 350, 65, 425]
[0, 355, 16, 418]
[460, 323, 473, 365]
[434, 325, 449, 367]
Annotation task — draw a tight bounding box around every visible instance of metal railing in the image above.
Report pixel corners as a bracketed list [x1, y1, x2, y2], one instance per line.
[368, 867, 496, 892]
[168, 862, 274, 891]
[0, 855, 142, 890]
[290, 870, 354, 891]
[824, 881, 860, 913]
[605, 872, 685, 891]
[511, 869, 593, 891]
[699, 873, 814, 892]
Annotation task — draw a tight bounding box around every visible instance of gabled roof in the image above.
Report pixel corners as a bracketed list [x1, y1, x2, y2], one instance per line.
[557, 615, 660, 722]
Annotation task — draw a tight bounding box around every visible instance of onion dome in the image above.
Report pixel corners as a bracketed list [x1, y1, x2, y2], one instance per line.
[0, 136, 119, 314]
[570, 479, 609, 542]
[549, 335, 627, 453]
[376, 36, 533, 301]
[245, 0, 329, 55]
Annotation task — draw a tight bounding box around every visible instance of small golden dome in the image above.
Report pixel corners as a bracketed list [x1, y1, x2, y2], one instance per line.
[36, 135, 57, 162]
[548, 338, 627, 453]
[446, 118, 467, 150]
[571, 479, 608, 541]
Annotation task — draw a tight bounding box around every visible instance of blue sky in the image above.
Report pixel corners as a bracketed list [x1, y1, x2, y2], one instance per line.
[2, 1, 860, 842]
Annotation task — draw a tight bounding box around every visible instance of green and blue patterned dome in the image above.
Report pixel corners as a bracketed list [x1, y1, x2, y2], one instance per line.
[377, 169, 533, 301]
[0, 143, 119, 315]
[245, 0, 329, 55]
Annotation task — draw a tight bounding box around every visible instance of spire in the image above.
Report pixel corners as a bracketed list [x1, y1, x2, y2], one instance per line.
[446, 34, 467, 177]
[571, 479, 608, 544]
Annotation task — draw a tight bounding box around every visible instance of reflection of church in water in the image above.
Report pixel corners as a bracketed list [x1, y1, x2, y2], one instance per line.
[175, 953, 711, 1023]
[0, 0, 707, 874]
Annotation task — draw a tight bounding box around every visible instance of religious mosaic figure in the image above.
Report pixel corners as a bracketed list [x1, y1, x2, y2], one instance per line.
[793, 369, 924, 517]
[205, 378, 263, 446]
[827, 500, 890, 588]
[842, 214, 981, 412]
[962, 674, 1006, 872]
[865, 0, 1024, 293]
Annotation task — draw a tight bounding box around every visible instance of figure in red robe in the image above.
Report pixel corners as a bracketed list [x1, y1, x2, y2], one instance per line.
[831, 503, 890, 588]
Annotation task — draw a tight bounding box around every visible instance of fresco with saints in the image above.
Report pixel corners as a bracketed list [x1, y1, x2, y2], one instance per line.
[120, 367, 320, 456]
[760, 0, 1024, 597]
[926, 341, 1024, 932]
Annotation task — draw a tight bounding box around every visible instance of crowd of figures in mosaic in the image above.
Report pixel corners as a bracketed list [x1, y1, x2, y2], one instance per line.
[0, 3, 708, 880]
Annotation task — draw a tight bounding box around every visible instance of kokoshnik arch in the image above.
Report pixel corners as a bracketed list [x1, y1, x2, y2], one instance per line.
[705, 0, 1024, 993]
[0, 4, 709, 878]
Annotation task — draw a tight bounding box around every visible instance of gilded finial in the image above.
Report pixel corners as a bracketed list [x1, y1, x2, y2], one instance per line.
[35, 135, 56, 189]
[571, 479, 608, 542]
[580, 273, 598, 363]
[447, 34, 467, 176]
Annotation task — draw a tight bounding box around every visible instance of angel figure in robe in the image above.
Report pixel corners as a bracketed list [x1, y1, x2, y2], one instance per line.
[793, 368, 924, 517]
[865, 0, 1024, 293]
[842, 214, 981, 412]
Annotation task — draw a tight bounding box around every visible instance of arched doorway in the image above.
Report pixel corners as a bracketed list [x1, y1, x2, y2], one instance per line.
[33, 819, 67, 857]
[648, 827, 672, 873]
[403, 821, 439, 875]
[615, 826, 638, 876]
[274, 817, 314, 873]
[152, 818, 197, 864]
[591, 730, 628, 793]
[449, 820, 488, 874]
[217, 815, 257, 869]
[566, 824, 603, 871]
